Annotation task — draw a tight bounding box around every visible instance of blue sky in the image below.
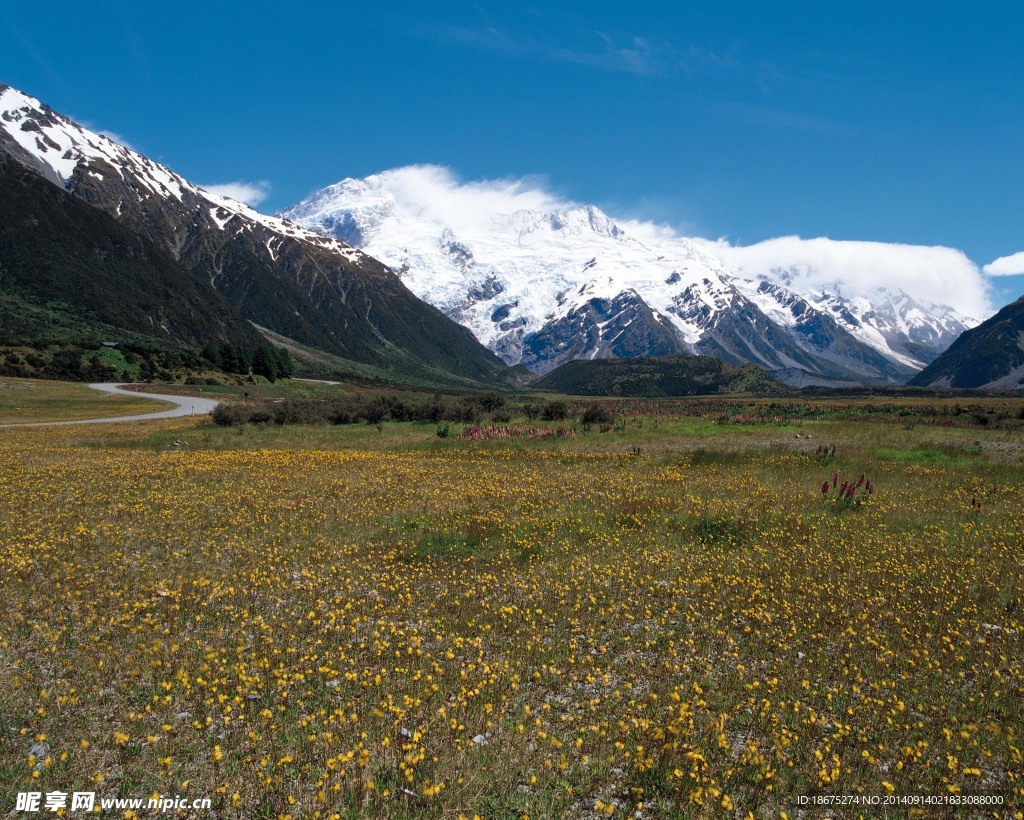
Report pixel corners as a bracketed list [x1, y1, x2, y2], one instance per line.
[3, 1, 1023, 308]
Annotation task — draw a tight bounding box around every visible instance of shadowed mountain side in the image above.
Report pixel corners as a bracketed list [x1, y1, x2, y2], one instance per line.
[0, 83, 513, 386]
[0, 154, 261, 349]
[909, 296, 1024, 389]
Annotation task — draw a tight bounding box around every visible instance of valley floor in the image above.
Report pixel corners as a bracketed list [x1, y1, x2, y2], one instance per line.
[0, 398, 1021, 818]
[0, 383, 217, 427]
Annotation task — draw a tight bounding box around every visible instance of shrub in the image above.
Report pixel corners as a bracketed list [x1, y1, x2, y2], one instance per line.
[580, 406, 614, 429]
[477, 392, 505, 413]
[541, 401, 568, 421]
[212, 403, 248, 426]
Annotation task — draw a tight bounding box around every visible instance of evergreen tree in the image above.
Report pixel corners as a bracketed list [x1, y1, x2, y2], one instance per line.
[251, 344, 278, 382]
[273, 346, 294, 378]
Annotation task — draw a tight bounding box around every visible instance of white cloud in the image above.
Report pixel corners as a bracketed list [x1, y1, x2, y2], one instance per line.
[97, 129, 135, 151]
[351, 164, 994, 319]
[201, 180, 271, 207]
[367, 165, 564, 234]
[76, 120, 137, 151]
[691, 235, 992, 319]
[983, 251, 1024, 277]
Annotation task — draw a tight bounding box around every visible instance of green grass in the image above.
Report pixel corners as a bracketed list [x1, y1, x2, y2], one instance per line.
[0, 377, 172, 423]
[874, 446, 975, 466]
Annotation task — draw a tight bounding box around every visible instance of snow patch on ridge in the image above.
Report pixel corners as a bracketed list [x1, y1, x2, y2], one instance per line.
[0, 83, 370, 268]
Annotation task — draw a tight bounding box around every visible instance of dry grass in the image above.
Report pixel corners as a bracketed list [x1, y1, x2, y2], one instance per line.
[0, 378, 171, 424]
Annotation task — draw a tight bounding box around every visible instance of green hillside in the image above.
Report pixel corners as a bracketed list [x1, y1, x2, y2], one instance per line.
[531, 354, 786, 396]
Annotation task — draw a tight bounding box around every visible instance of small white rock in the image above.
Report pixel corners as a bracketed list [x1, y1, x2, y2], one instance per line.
[28, 741, 50, 771]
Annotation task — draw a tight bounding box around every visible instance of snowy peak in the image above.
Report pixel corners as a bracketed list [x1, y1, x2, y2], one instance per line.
[0, 83, 186, 198]
[539, 205, 623, 238]
[283, 168, 986, 383]
[284, 174, 758, 373]
[740, 260, 975, 367]
[0, 83, 368, 266]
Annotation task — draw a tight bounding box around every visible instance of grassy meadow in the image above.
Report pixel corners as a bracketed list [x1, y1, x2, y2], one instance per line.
[0, 378, 172, 424]
[0, 387, 1022, 818]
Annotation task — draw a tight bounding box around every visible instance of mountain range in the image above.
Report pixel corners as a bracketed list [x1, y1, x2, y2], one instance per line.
[281, 169, 976, 386]
[0, 83, 509, 387]
[2, 81, 1022, 391]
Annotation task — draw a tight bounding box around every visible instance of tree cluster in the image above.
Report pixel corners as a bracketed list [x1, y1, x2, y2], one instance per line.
[201, 343, 293, 381]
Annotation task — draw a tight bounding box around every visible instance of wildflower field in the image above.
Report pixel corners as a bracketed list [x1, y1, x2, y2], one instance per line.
[1, 394, 1022, 818]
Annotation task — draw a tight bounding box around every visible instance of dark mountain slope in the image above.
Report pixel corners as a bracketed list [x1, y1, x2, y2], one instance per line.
[909, 296, 1024, 389]
[0, 82, 511, 385]
[0, 153, 261, 349]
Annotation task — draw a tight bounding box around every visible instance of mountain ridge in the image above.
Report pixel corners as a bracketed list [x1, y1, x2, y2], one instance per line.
[909, 296, 1024, 390]
[0, 83, 511, 387]
[282, 167, 975, 385]
[0, 152, 262, 351]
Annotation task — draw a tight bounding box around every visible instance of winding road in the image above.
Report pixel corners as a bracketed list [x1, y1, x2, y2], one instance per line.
[1, 383, 222, 427]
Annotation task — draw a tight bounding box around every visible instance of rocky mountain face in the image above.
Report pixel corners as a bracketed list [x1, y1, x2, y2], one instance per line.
[0, 84, 510, 385]
[282, 170, 975, 384]
[909, 296, 1024, 389]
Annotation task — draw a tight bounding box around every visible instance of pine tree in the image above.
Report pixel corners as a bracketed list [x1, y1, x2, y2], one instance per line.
[251, 344, 278, 382]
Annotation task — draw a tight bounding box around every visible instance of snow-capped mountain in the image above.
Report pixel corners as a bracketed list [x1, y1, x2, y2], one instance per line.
[735, 265, 973, 368]
[0, 85, 359, 261]
[282, 168, 976, 382]
[0, 84, 509, 383]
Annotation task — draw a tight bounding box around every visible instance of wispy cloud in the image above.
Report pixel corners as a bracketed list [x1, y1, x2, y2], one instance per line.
[693, 235, 991, 319]
[421, 21, 828, 133]
[201, 180, 272, 207]
[424, 23, 678, 77]
[983, 251, 1024, 277]
[341, 165, 564, 234]
[344, 164, 993, 318]
[695, 97, 847, 135]
[3, 17, 65, 89]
